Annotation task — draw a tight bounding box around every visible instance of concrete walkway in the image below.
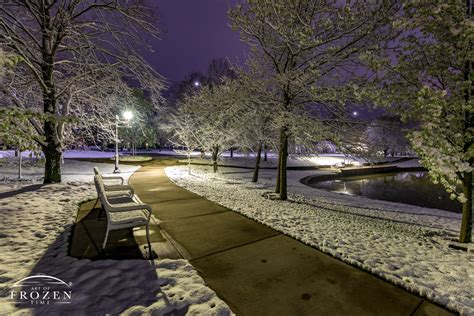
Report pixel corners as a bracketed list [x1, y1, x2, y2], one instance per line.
[129, 161, 454, 316]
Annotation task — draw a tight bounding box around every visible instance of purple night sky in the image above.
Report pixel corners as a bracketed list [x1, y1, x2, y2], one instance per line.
[146, 1, 379, 118]
[148, 0, 248, 84]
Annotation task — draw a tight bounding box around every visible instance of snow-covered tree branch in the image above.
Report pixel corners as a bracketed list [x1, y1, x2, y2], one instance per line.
[228, 0, 401, 199]
[0, 0, 166, 183]
[364, 0, 473, 242]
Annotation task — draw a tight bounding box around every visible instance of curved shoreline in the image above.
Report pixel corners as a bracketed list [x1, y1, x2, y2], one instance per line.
[300, 165, 427, 186]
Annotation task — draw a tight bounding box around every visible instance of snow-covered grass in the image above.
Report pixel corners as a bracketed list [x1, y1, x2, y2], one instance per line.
[166, 165, 474, 316]
[181, 153, 364, 168]
[0, 149, 191, 159]
[0, 183, 95, 296]
[112, 155, 153, 162]
[0, 149, 367, 167]
[0, 161, 232, 315]
[0, 159, 139, 184]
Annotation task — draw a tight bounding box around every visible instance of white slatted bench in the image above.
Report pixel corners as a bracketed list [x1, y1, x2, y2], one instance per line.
[93, 167, 134, 195]
[93, 175, 152, 251]
[92, 167, 135, 219]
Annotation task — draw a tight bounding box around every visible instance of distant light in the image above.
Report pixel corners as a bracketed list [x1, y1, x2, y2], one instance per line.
[352, 111, 359, 117]
[193, 81, 200, 87]
[123, 111, 133, 121]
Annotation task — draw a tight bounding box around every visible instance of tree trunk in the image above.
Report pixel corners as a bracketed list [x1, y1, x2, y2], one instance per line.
[252, 142, 262, 183]
[43, 141, 62, 183]
[41, 12, 61, 184]
[188, 153, 191, 175]
[230, 148, 233, 158]
[264, 144, 268, 162]
[459, 0, 473, 243]
[279, 127, 289, 200]
[275, 138, 282, 193]
[17, 147, 22, 180]
[42, 97, 62, 183]
[459, 171, 472, 243]
[212, 145, 219, 173]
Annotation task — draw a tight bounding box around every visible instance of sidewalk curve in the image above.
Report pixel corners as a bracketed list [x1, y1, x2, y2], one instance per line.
[129, 161, 454, 316]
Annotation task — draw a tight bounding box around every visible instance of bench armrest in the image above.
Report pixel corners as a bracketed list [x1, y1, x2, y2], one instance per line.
[102, 176, 124, 185]
[104, 184, 134, 195]
[108, 203, 152, 219]
[105, 190, 134, 200]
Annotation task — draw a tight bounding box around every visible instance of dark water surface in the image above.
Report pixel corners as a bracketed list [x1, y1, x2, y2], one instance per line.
[310, 172, 461, 213]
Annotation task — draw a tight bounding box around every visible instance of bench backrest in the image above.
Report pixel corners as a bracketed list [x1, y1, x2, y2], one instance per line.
[93, 175, 114, 212]
[93, 167, 123, 184]
[93, 168, 108, 183]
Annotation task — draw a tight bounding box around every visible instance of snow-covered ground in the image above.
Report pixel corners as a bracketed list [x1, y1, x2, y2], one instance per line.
[0, 158, 139, 184]
[0, 161, 232, 315]
[181, 153, 365, 168]
[0, 149, 193, 159]
[0, 149, 366, 166]
[166, 165, 473, 316]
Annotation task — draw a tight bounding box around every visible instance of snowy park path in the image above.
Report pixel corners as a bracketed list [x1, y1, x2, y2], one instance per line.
[129, 161, 455, 316]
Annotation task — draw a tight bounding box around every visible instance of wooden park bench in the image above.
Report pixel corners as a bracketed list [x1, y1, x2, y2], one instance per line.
[93, 172, 152, 251]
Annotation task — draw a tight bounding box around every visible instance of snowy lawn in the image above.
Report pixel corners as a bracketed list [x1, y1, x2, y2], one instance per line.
[114, 155, 154, 162]
[166, 165, 473, 316]
[0, 158, 139, 184]
[0, 149, 196, 160]
[0, 161, 232, 315]
[180, 153, 364, 168]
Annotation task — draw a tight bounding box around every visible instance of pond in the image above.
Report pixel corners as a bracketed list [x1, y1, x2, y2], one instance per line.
[309, 171, 462, 213]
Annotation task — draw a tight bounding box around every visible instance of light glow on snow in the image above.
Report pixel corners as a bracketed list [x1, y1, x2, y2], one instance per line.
[304, 155, 362, 167]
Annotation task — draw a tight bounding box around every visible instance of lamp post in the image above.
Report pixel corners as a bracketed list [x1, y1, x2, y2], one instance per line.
[114, 110, 133, 173]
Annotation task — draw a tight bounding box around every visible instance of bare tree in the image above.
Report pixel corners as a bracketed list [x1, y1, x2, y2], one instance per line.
[363, 116, 409, 158]
[0, 0, 165, 183]
[207, 57, 235, 86]
[169, 109, 203, 174]
[167, 71, 208, 105]
[175, 80, 245, 173]
[232, 67, 278, 182]
[229, 0, 401, 200]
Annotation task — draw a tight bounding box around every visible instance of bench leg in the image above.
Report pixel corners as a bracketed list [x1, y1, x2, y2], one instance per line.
[102, 229, 109, 250]
[97, 206, 104, 220]
[145, 223, 152, 258]
[92, 198, 99, 209]
[92, 198, 105, 221]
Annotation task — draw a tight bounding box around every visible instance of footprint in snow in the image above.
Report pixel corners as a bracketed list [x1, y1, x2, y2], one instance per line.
[0, 276, 13, 283]
[34, 232, 46, 238]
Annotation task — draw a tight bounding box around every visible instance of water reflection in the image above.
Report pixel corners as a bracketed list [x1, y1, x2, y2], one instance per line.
[311, 172, 461, 213]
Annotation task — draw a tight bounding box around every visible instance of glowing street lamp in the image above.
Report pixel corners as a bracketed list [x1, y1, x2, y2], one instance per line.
[193, 81, 200, 87]
[123, 110, 133, 121]
[114, 110, 134, 173]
